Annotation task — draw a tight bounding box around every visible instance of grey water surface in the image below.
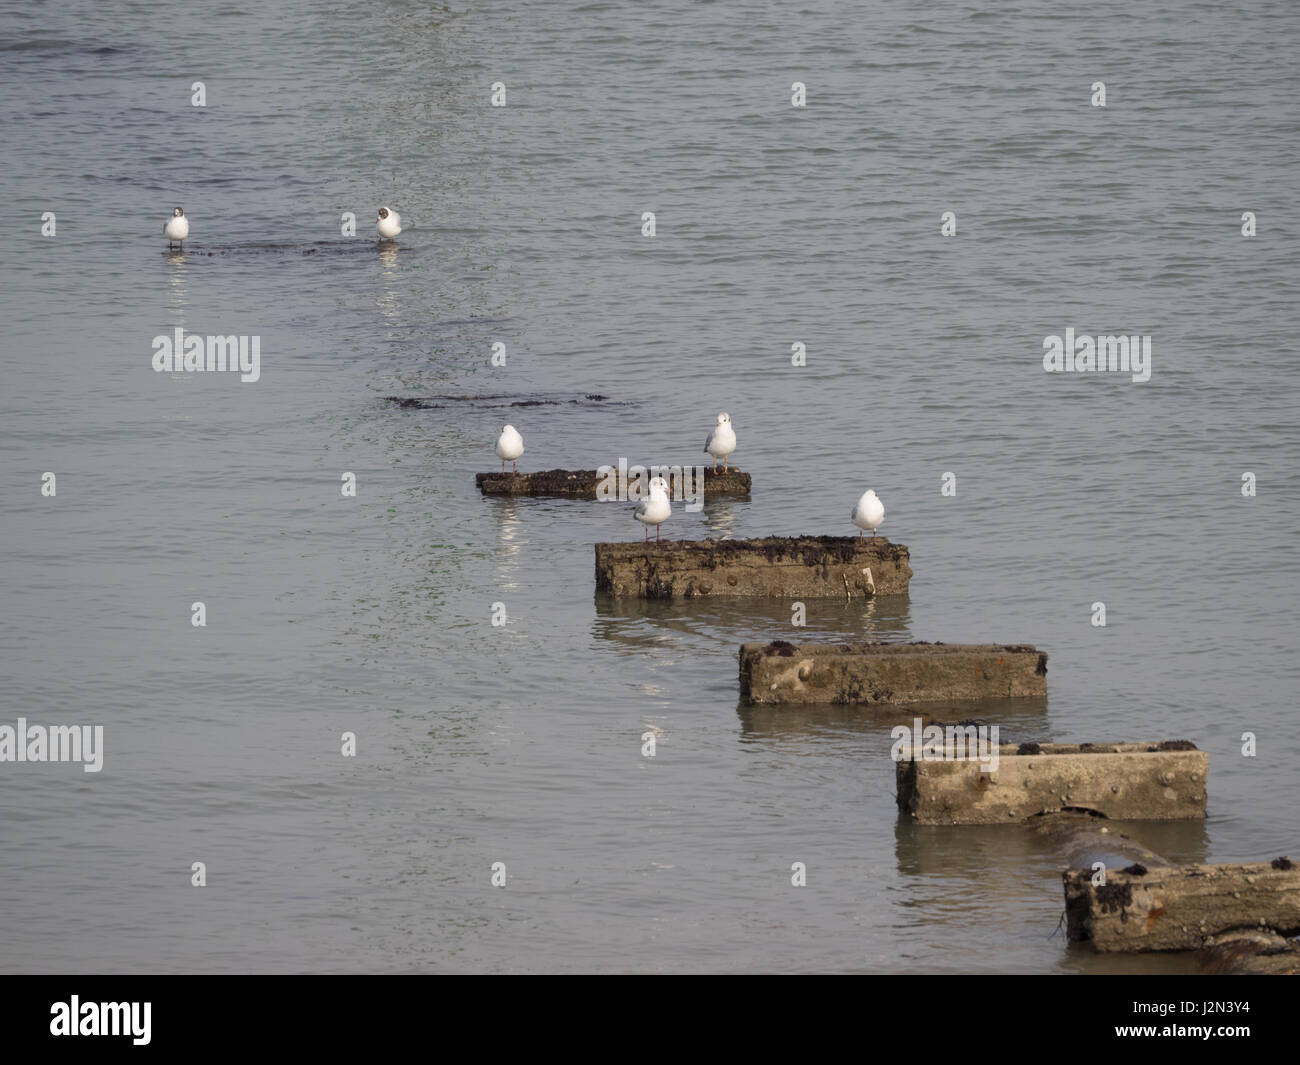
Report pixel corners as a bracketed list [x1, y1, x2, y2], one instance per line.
[1, 0, 1298, 973]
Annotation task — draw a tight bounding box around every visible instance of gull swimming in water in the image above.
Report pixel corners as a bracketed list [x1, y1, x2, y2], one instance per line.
[377, 207, 402, 240]
[495, 424, 524, 474]
[164, 207, 189, 249]
[635, 476, 672, 542]
[703, 412, 736, 472]
[852, 489, 885, 539]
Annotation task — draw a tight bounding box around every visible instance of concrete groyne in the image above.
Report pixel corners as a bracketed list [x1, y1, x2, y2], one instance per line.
[478, 467, 751, 499]
[895, 740, 1205, 824]
[739, 641, 1043, 706]
[596, 536, 911, 600]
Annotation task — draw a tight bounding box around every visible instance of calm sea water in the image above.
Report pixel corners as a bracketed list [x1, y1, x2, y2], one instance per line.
[1, 0, 1298, 973]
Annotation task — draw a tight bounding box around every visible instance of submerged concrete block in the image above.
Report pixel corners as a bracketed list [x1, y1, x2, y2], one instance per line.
[739, 640, 1041, 706]
[1198, 929, 1300, 973]
[596, 536, 911, 600]
[477, 467, 751, 499]
[1031, 811, 1176, 872]
[897, 741, 1206, 825]
[1064, 859, 1300, 952]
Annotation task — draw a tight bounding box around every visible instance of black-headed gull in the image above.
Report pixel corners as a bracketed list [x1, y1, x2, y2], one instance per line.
[164, 207, 189, 249]
[703, 412, 736, 472]
[495, 424, 524, 473]
[852, 489, 885, 539]
[635, 476, 672, 542]
[377, 207, 402, 240]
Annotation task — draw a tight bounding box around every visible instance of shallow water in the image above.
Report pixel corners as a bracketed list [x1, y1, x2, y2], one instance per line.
[1, 0, 1298, 972]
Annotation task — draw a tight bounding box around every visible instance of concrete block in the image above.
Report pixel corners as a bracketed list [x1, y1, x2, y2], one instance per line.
[739, 640, 1041, 706]
[596, 536, 911, 599]
[477, 467, 751, 499]
[897, 741, 1205, 824]
[1064, 858, 1300, 952]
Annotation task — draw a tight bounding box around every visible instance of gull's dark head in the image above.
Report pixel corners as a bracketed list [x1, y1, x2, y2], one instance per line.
[173, 207, 184, 217]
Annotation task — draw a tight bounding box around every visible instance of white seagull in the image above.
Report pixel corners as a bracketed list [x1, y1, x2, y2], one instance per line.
[851, 489, 885, 539]
[635, 476, 672, 543]
[703, 412, 737, 472]
[376, 207, 402, 240]
[164, 207, 189, 249]
[495, 424, 524, 474]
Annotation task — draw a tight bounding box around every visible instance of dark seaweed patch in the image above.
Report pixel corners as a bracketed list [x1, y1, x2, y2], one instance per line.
[1096, 881, 1133, 922]
[386, 393, 627, 410]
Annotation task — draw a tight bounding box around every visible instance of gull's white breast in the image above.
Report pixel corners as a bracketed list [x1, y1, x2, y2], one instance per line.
[704, 423, 736, 456]
[636, 495, 672, 525]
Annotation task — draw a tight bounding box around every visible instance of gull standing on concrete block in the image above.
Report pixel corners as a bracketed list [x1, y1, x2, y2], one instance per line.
[164, 207, 189, 249]
[376, 206, 402, 240]
[852, 489, 885, 539]
[495, 424, 524, 474]
[635, 476, 672, 543]
[704, 412, 736, 472]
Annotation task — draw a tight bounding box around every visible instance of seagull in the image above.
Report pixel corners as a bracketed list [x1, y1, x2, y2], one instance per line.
[635, 476, 672, 542]
[495, 424, 524, 474]
[164, 207, 189, 249]
[703, 412, 737, 472]
[852, 489, 885, 539]
[376, 207, 402, 240]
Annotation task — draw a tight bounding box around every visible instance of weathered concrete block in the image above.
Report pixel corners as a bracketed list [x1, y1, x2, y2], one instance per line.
[1064, 858, 1300, 952]
[477, 467, 751, 499]
[1031, 810, 1177, 871]
[739, 640, 1041, 706]
[1199, 929, 1300, 973]
[596, 536, 911, 600]
[897, 741, 1205, 824]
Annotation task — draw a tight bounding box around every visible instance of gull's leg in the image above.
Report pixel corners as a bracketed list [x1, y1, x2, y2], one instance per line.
[500, 458, 505, 473]
[859, 529, 863, 540]
[723, 455, 728, 472]
[512, 460, 517, 474]
[656, 524, 661, 543]
[644, 525, 649, 543]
